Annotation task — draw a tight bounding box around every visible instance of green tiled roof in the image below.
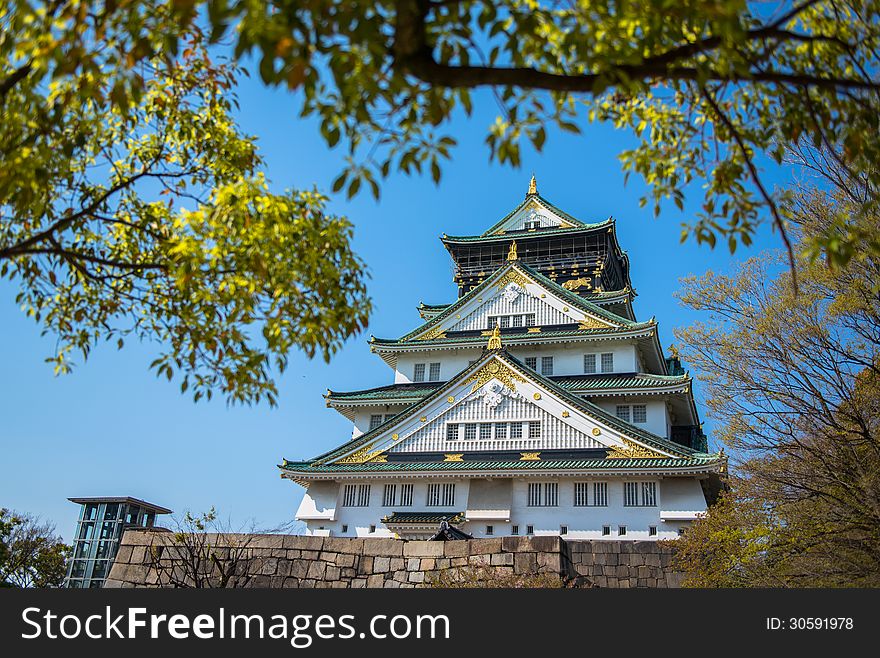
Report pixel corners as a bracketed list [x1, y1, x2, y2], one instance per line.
[288, 350, 699, 470]
[443, 221, 612, 244]
[481, 193, 595, 236]
[382, 511, 464, 524]
[327, 382, 442, 402]
[327, 373, 690, 405]
[281, 456, 721, 474]
[418, 303, 451, 311]
[553, 373, 690, 391]
[373, 324, 655, 349]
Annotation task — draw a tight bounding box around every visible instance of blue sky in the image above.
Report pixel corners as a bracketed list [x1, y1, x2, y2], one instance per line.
[0, 76, 788, 542]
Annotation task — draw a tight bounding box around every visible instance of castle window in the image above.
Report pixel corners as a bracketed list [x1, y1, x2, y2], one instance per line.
[510, 422, 523, 439]
[574, 482, 589, 507]
[541, 356, 554, 376]
[624, 481, 657, 507]
[525, 357, 537, 370]
[480, 423, 492, 440]
[632, 404, 647, 424]
[602, 526, 611, 536]
[584, 354, 596, 374]
[649, 526, 657, 537]
[384, 414, 396, 423]
[341, 525, 348, 533]
[525, 314, 536, 327]
[560, 525, 568, 536]
[427, 483, 455, 507]
[526, 525, 534, 535]
[486, 525, 494, 536]
[592, 482, 608, 507]
[494, 422, 508, 439]
[428, 362, 441, 381]
[618, 526, 627, 536]
[499, 316, 510, 329]
[512, 315, 523, 328]
[527, 482, 558, 507]
[446, 424, 459, 441]
[413, 363, 426, 382]
[616, 405, 631, 422]
[382, 484, 397, 507]
[601, 352, 614, 373]
[342, 484, 371, 507]
[528, 421, 541, 439]
[511, 525, 519, 535]
[369, 525, 376, 533]
[369, 414, 383, 430]
[400, 484, 413, 507]
[464, 424, 477, 441]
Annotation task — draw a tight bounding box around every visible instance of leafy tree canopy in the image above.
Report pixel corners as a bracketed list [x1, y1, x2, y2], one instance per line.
[0, 509, 70, 588]
[1, 1, 371, 405]
[203, 0, 880, 267]
[671, 161, 880, 586]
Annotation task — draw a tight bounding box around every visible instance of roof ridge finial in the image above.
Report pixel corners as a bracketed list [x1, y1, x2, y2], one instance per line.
[507, 240, 518, 261]
[487, 322, 502, 350]
[527, 173, 537, 197]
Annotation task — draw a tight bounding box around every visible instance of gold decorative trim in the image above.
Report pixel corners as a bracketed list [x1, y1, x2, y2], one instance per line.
[605, 438, 665, 459]
[487, 324, 503, 350]
[444, 453, 464, 462]
[533, 392, 542, 400]
[520, 452, 541, 461]
[338, 441, 385, 464]
[563, 277, 592, 291]
[562, 306, 569, 312]
[591, 427, 601, 436]
[392, 433, 399, 440]
[420, 416, 427, 422]
[579, 316, 610, 330]
[526, 327, 541, 333]
[419, 326, 447, 340]
[562, 411, 570, 418]
[507, 241, 518, 261]
[464, 359, 526, 393]
[495, 268, 531, 291]
[369, 454, 388, 463]
[447, 396, 455, 404]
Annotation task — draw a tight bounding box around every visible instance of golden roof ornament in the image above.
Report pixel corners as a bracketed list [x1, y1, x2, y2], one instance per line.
[507, 240, 518, 261]
[527, 174, 537, 196]
[487, 323, 503, 350]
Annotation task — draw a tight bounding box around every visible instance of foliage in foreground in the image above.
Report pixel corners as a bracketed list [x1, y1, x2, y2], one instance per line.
[1, 3, 371, 406]
[0, 509, 70, 588]
[673, 175, 880, 586]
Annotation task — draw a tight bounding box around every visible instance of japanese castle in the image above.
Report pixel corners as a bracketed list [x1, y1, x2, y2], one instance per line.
[280, 177, 725, 540]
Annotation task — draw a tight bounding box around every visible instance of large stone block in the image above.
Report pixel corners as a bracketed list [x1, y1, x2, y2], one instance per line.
[408, 571, 425, 583]
[442, 541, 470, 557]
[373, 556, 391, 573]
[249, 534, 285, 550]
[363, 538, 403, 556]
[501, 536, 531, 552]
[366, 574, 386, 588]
[514, 552, 537, 575]
[335, 553, 357, 569]
[536, 552, 560, 573]
[323, 537, 363, 554]
[325, 566, 341, 581]
[526, 536, 561, 553]
[306, 561, 327, 580]
[467, 538, 502, 555]
[288, 559, 310, 579]
[407, 557, 421, 571]
[403, 541, 444, 557]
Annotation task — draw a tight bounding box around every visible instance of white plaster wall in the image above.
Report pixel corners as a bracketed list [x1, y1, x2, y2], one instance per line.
[301, 479, 472, 538]
[392, 341, 640, 384]
[509, 341, 638, 376]
[394, 349, 482, 384]
[299, 476, 708, 541]
[594, 398, 670, 438]
[294, 482, 339, 521]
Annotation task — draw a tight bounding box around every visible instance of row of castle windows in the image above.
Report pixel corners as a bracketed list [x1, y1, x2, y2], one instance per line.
[340, 481, 656, 509]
